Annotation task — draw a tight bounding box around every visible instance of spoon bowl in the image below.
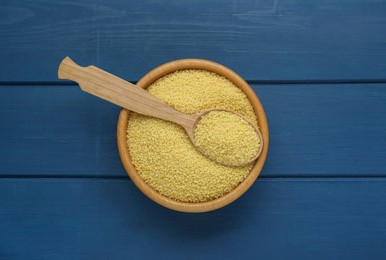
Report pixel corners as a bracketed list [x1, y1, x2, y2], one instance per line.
[192, 109, 264, 166]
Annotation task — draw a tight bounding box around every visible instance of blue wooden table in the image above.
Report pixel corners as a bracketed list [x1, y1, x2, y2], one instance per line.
[1, 1, 386, 259]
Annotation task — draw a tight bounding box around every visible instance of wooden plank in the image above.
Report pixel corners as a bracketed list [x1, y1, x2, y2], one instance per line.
[1, 0, 386, 82]
[0, 85, 123, 176]
[0, 178, 385, 259]
[260, 83, 386, 177]
[1, 84, 386, 177]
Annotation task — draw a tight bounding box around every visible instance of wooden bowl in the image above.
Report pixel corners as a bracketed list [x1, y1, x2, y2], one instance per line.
[117, 59, 269, 213]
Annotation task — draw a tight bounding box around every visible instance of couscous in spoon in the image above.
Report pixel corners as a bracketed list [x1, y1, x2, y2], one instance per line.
[58, 57, 263, 167]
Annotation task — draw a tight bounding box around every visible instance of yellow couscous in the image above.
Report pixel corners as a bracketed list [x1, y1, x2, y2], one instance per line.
[126, 69, 258, 203]
[194, 110, 260, 166]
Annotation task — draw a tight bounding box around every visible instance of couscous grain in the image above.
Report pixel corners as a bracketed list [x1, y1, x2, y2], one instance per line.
[127, 69, 258, 203]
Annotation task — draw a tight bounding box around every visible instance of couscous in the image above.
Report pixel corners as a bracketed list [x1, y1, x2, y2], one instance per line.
[127, 69, 259, 203]
[194, 110, 260, 166]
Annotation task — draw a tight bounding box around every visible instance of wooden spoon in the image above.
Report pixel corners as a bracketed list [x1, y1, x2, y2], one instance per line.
[58, 57, 263, 166]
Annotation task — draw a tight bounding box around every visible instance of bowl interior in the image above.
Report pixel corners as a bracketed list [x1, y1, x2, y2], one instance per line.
[117, 59, 269, 213]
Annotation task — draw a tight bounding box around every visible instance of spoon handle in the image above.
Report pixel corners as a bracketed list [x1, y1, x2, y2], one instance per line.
[58, 57, 195, 128]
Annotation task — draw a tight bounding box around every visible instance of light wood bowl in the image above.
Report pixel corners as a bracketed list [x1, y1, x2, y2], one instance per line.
[117, 59, 269, 213]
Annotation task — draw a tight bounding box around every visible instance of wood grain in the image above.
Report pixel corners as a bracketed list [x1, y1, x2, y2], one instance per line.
[0, 178, 385, 259]
[1, 83, 386, 177]
[1, 0, 386, 82]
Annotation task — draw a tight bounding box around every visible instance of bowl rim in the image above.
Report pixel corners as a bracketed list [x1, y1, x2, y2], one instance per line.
[117, 59, 269, 213]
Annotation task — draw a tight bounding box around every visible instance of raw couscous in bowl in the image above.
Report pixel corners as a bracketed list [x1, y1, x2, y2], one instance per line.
[117, 59, 269, 213]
